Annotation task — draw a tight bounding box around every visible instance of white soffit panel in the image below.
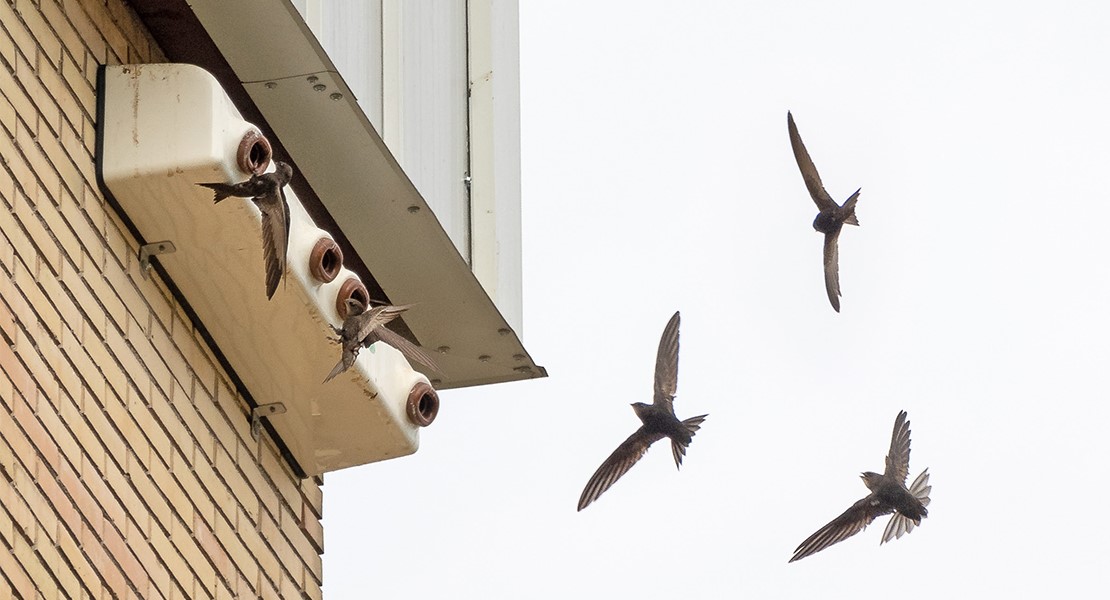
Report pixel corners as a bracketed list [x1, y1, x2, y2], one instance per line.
[186, 0, 545, 388]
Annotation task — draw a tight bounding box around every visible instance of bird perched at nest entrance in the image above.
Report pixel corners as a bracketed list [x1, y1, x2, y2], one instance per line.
[196, 161, 294, 301]
[324, 299, 441, 383]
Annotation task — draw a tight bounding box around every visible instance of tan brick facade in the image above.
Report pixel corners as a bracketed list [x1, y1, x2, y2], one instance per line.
[0, 1, 324, 598]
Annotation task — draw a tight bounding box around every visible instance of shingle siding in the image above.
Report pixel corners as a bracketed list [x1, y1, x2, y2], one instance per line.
[0, 2, 324, 598]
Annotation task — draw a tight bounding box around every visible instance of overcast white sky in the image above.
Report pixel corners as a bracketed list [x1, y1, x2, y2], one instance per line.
[323, 2, 1110, 597]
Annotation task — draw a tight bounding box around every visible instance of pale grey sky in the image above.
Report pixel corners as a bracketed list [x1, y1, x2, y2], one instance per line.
[324, 2, 1110, 597]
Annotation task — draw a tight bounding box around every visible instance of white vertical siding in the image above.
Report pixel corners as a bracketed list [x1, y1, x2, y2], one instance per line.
[292, 0, 523, 335]
[467, 0, 523, 334]
[320, 1, 384, 131]
[392, 0, 471, 262]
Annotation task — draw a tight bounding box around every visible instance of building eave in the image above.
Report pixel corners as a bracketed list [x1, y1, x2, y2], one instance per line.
[127, 0, 546, 389]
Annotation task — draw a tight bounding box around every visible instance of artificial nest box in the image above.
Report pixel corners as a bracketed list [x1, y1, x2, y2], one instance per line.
[97, 63, 438, 476]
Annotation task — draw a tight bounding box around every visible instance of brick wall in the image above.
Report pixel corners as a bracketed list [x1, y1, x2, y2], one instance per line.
[0, 1, 324, 598]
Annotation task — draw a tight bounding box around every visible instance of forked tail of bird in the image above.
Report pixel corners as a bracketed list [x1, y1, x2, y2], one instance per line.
[670, 414, 709, 469]
[195, 182, 237, 203]
[842, 188, 862, 226]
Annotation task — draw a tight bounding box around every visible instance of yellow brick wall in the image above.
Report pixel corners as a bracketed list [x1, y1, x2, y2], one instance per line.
[0, 1, 324, 598]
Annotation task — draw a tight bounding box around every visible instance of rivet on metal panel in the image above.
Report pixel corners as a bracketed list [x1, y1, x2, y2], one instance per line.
[406, 382, 439, 427]
[497, 328, 511, 336]
[309, 237, 343, 283]
[478, 354, 491, 363]
[250, 402, 287, 441]
[307, 75, 319, 83]
[313, 84, 327, 92]
[512, 353, 526, 362]
[436, 346, 451, 354]
[330, 93, 343, 101]
[265, 82, 277, 89]
[407, 205, 421, 213]
[513, 366, 533, 373]
[138, 241, 176, 279]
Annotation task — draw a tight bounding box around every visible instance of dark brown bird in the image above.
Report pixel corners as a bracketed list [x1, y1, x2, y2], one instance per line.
[197, 161, 294, 300]
[577, 311, 708, 511]
[787, 112, 860, 312]
[324, 299, 441, 383]
[789, 410, 931, 562]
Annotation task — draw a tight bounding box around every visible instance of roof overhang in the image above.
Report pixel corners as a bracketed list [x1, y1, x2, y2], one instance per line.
[127, 0, 545, 389]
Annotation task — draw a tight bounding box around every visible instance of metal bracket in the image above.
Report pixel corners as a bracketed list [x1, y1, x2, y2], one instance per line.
[250, 401, 288, 439]
[250, 402, 287, 441]
[138, 241, 177, 279]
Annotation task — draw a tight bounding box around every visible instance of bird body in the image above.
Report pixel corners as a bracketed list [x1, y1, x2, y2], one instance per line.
[197, 161, 294, 300]
[577, 311, 708, 511]
[632, 402, 697, 445]
[789, 410, 931, 562]
[863, 470, 928, 524]
[787, 112, 860, 312]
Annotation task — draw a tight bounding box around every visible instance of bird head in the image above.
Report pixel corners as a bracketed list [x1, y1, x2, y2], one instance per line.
[343, 297, 368, 317]
[860, 471, 884, 491]
[274, 160, 294, 181]
[630, 402, 652, 418]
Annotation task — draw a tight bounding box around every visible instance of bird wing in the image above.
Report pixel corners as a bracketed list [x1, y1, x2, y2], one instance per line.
[369, 326, 442, 374]
[577, 426, 666, 511]
[653, 311, 681, 410]
[278, 185, 291, 283]
[355, 304, 413, 342]
[255, 187, 289, 300]
[880, 470, 931, 544]
[789, 494, 889, 562]
[823, 231, 842, 312]
[883, 410, 911, 483]
[787, 112, 837, 212]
